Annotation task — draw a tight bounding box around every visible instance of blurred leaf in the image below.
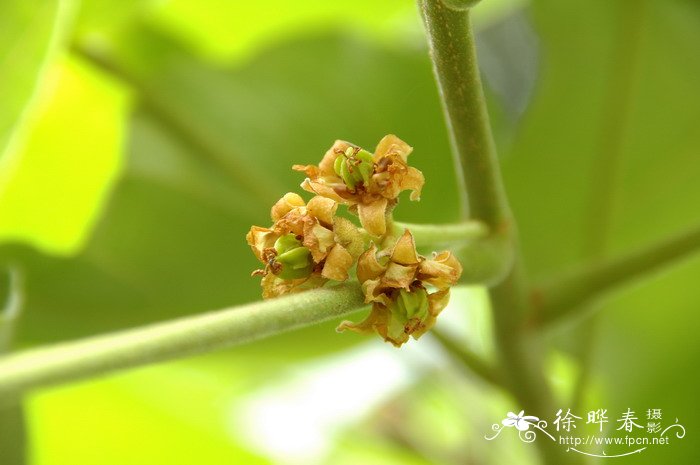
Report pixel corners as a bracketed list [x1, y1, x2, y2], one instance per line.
[0, 55, 129, 254]
[0, 0, 69, 157]
[27, 365, 270, 465]
[500, 0, 700, 461]
[150, 0, 417, 63]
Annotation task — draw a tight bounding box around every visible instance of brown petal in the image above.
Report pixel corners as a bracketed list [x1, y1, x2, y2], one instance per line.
[246, 226, 276, 261]
[337, 303, 387, 335]
[319, 140, 353, 176]
[361, 278, 391, 305]
[382, 262, 417, 289]
[292, 163, 319, 178]
[300, 178, 346, 203]
[270, 192, 305, 222]
[261, 273, 328, 299]
[418, 251, 463, 289]
[400, 166, 425, 201]
[358, 198, 388, 236]
[357, 243, 387, 283]
[390, 229, 420, 265]
[321, 244, 353, 281]
[373, 134, 412, 163]
[304, 222, 335, 262]
[306, 196, 337, 227]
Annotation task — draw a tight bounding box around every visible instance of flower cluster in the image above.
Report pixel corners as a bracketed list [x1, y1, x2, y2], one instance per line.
[246, 135, 462, 346]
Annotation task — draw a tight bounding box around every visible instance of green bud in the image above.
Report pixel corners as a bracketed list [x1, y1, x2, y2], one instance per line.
[397, 288, 429, 321]
[273, 234, 313, 279]
[274, 234, 302, 254]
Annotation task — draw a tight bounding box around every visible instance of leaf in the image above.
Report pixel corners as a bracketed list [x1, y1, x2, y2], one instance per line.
[0, 55, 130, 254]
[0, 0, 68, 157]
[502, 1, 700, 462]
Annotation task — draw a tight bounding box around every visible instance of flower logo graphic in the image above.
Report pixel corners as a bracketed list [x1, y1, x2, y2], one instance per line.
[502, 411, 540, 431]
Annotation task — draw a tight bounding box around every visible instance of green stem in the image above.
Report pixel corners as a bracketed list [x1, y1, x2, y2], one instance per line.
[0, 266, 26, 464]
[418, 3, 572, 463]
[418, 0, 509, 228]
[0, 283, 365, 397]
[393, 220, 488, 246]
[531, 222, 700, 327]
[430, 328, 502, 387]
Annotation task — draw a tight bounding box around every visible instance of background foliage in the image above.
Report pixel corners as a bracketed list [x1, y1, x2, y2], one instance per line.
[0, 0, 698, 463]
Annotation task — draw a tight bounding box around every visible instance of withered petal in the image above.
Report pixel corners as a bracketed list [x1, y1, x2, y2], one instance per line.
[270, 192, 305, 222]
[390, 229, 420, 265]
[358, 198, 388, 236]
[374, 134, 413, 163]
[306, 196, 337, 227]
[300, 178, 346, 203]
[303, 222, 335, 262]
[357, 243, 388, 283]
[321, 244, 353, 281]
[337, 303, 387, 335]
[418, 251, 463, 289]
[401, 166, 425, 201]
[246, 225, 277, 261]
[382, 262, 418, 289]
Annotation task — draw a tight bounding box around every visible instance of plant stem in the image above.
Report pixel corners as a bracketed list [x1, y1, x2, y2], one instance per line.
[417, 0, 509, 228]
[0, 266, 26, 464]
[393, 220, 489, 246]
[531, 222, 700, 327]
[430, 328, 502, 387]
[0, 283, 365, 397]
[418, 3, 572, 463]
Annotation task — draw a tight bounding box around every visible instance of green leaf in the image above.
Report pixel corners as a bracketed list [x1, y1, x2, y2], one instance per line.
[502, 1, 700, 462]
[0, 55, 130, 254]
[0, 0, 69, 157]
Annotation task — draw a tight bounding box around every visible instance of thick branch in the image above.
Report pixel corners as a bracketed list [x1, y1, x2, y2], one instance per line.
[531, 223, 700, 327]
[0, 283, 365, 397]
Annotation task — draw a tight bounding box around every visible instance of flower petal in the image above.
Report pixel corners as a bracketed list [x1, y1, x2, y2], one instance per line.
[357, 243, 387, 283]
[418, 251, 463, 289]
[303, 222, 335, 262]
[390, 229, 420, 265]
[246, 226, 276, 261]
[400, 166, 425, 201]
[382, 262, 417, 289]
[374, 134, 412, 163]
[337, 303, 387, 335]
[321, 244, 353, 281]
[306, 195, 337, 227]
[270, 192, 305, 222]
[299, 178, 346, 203]
[358, 198, 388, 236]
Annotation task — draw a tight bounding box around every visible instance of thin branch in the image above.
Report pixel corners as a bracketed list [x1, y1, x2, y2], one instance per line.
[430, 328, 502, 387]
[0, 283, 365, 397]
[531, 222, 700, 327]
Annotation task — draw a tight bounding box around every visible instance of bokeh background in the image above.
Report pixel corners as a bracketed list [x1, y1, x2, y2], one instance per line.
[1, 0, 699, 463]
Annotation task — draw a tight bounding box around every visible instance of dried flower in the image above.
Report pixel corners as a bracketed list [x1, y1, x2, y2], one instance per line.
[247, 193, 363, 298]
[293, 135, 425, 237]
[337, 230, 462, 347]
